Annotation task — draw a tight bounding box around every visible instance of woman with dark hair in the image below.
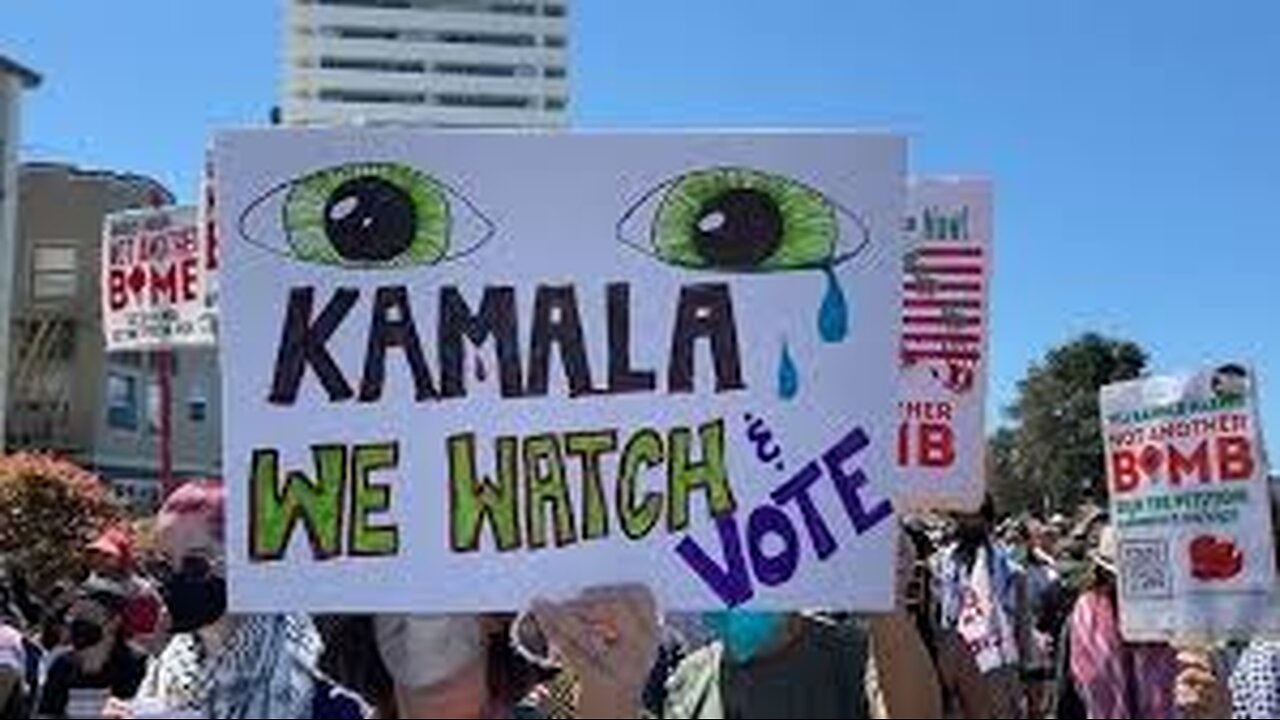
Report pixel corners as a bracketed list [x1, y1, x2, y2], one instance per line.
[902, 523, 992, 720]
[318, 611, 562, 719]
[933, 496, 1030, 718]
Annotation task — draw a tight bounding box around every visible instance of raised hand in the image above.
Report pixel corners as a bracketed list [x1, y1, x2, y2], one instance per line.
[531, 584, 659, 720]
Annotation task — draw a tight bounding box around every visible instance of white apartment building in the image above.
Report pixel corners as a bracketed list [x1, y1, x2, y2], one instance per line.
[281, 0, 570, 127]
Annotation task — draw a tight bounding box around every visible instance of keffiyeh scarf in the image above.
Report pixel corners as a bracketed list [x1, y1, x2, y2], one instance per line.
[935, 543, 1021, 673]
[140, 614, 323, 719]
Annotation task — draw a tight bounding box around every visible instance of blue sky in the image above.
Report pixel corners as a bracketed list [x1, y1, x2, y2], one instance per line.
[3, 0, 1278, 439]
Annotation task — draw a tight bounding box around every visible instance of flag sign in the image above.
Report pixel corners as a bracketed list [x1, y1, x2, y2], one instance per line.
[1102, 365, 1277, 641]
[199, 156, 220, 330]
[897, 179, 992, 511]
[102, 205, 216, 351]
[216, 130, 905, 613]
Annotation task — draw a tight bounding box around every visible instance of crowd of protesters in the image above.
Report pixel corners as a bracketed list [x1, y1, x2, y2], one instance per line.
[1, 482, 1278, 719]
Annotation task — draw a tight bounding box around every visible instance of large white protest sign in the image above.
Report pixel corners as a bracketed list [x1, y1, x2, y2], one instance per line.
[101, 205, 216, 351]
[897, 178, 992, 510]
[1102, 364, 1277, 641]
[217, 130, 905, 613]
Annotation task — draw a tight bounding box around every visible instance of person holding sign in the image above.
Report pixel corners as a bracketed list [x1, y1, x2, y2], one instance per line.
[1174, 487, 1280, 720]
[932, 497, 1030, 718]
[1176, 642, 1280, 719]
[113, 482, 368, 719]
[369, 611, 579, 718]
[655, 532, 940, 719]
[1066, 525, 1180, 719]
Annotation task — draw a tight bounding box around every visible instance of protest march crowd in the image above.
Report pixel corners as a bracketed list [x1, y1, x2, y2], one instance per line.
[0, 134, 1272, 720]
[1, 484, 1275, 719]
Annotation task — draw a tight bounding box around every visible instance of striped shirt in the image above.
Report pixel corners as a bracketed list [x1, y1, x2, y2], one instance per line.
[1068, 590, 1180, 719]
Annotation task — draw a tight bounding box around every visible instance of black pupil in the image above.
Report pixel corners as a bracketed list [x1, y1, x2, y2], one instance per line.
[692, 188, 784, 269]
[323, 175, 417, 262]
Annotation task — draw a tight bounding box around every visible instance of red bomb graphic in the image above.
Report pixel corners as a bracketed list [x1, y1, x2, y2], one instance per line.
[1189, 535, 1244, 581]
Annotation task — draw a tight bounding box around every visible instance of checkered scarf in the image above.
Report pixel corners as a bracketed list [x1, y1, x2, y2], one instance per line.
[142, 615, 322, 719]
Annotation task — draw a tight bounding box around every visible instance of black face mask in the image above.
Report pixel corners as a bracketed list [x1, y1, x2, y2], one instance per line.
[162, 572, 228, 634]
[69, 619, 105, 651]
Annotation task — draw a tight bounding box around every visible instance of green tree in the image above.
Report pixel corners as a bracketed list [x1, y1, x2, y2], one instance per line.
[0, 453, 124, 592]
[992, 333, 1148, 514]
[989, 427, 1031, 515]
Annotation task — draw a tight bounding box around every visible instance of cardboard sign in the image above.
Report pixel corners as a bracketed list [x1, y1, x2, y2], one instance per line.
[1102, 364, 1277, 641]
[101, 205, 216, 351]
[897, 179, 992, 510]
[216, 130, 905, 613]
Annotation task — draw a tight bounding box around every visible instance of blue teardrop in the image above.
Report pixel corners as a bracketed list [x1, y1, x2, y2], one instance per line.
[819, 266, 849, 343]
[778, 343, 799, 400]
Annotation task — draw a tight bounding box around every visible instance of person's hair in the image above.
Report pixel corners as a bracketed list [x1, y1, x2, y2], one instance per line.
[484, 614, 557, 711]
[979, 494, 996, 524]
[160, 480, 226, 538]
[317, 616, 398, 719]
[77, 581, 128, 618]
[902, 524, 938, 660]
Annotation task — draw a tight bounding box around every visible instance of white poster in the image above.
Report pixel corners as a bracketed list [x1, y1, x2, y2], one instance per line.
[1102, 364, 1277, 641]
[897, 178, 992, 511]
[217, 130, 905, 613]
[101, 205, 216, 351]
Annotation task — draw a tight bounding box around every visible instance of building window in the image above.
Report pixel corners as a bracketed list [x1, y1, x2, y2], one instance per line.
[316, 0, 413, 7]
[436, 93, 534, 109]
[491, 2, 537, 14]
[319, 88, 427, 105]
[543, 3, 567, 17]
[544, 66, 567, 79]
[435, 62, 531, 78]
[544, 35, 567, 49]
[331, 26, 400, 41]
[316, 0, 546, 11]
[107, 373, 139, 431]
[322, 56, 426, 73]
[545, 96, 567, 111]
[438, 31, 536, 47]
[32, 245, 78, 300]
[189, 396, 209, 423]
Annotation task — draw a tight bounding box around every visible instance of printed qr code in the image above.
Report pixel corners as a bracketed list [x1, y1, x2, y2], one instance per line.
[1120, 539, 1174, 599]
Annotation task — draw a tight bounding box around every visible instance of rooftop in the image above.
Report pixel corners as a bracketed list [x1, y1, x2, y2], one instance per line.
[0, 54, 41, 88]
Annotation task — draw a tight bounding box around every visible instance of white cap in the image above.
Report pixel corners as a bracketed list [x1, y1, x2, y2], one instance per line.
[1092, 525, 1119, 575]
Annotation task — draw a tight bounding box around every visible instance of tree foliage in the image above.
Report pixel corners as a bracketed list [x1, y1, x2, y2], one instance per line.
[0, 453, 124, 592]
[990, 333, 1148, 515]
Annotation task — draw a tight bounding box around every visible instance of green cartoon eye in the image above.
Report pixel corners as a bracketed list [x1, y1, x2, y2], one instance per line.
[283, 163, 451, 269]
[648, 168, 842, 272]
